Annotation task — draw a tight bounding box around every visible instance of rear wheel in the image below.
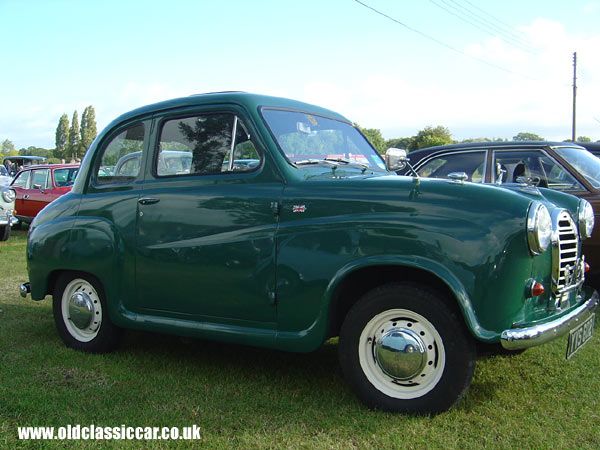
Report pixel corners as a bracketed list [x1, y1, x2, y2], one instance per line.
[52, 272, 121, 353]
[0, 225, 9, 241]
[338, 283, 476, 414]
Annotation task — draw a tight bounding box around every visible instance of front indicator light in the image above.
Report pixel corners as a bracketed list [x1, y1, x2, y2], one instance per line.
[585, 262, 590, 273]
[530, 281, 545, 297]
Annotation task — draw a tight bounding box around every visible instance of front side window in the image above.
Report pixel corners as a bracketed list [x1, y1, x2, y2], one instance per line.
[416, 151, 486, 182]
[261, 109, 386, 170]
[156, 114, 260, 177]
[494, 150, 583, 190]
[96, 123, 145, 184]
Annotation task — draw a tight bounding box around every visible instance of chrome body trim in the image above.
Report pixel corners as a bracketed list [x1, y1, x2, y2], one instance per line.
[500, 290, 599, 350]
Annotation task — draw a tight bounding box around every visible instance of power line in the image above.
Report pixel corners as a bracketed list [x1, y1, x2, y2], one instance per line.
[460, 0, 531, 43]
[353, 0, 535, 79]
[429, 0, 536, 53]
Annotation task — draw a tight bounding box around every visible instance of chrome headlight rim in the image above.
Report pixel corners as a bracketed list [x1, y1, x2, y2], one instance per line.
[527, 201, 552, 255]
[578, 199, 594, 240]
[1, 187, 16, 203]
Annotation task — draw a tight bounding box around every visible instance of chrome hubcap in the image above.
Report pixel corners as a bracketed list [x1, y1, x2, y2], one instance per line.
[68, 292, 94, 330]
[359, 309, 445, 399]
[375, 329, 426, 380]
[61, 278, 102, 342]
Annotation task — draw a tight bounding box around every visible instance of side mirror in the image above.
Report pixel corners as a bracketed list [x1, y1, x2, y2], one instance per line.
[385, 148, 409, 172]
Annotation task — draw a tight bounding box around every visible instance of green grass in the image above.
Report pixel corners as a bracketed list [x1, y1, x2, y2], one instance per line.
[1, 229, 599, 449]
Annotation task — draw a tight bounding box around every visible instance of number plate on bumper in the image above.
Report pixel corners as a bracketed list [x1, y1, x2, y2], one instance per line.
[566, 313, 595, 359]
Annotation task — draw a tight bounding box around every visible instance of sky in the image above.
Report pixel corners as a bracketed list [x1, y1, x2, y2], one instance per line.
[1, 0, 599, 150]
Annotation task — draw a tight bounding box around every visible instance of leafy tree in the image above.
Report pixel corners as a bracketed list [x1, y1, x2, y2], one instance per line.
[577, 136, 592, 143]
[18, 146, 51, 156]
[386, 137, 413, 150]
[80, 106, 97, 156]
[409, 125, 453, 151]
[513, 132, 544, 141]
[355, 124, 387, 154]
[55, 114, 70, 159]
[0, 139, 17, 156]
[68, 110, 81, 159]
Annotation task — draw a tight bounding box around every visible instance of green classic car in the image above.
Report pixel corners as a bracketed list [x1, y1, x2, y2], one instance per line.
[21, 92, 598, 414]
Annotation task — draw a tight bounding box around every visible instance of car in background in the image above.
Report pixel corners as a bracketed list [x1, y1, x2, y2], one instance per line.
[0, 185, 16, 241]
[10, 164, 79, 225]
[402, 141, 600, 284]
[2, 155, 47, 176]
[576, 142, 600, 157]
[0, 165, 12, 186]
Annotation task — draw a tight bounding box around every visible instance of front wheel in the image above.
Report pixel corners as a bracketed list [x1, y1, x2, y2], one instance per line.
[338, 283, 476, 414]
[53, 272, 121, 353]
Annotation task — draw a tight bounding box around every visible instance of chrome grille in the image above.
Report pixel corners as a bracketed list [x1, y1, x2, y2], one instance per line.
[553, 210, 579, 292]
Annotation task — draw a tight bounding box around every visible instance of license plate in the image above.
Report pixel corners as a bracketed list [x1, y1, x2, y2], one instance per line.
[566, 313, 595, 359]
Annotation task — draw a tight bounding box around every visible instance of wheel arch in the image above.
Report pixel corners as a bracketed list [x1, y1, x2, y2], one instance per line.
[325, 257, 494, 341]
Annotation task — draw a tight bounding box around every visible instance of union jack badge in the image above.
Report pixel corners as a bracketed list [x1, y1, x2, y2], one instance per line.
[292, 205, 306, 213]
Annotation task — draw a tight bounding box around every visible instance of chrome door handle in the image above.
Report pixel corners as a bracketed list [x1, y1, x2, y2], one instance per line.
[23, 194, 29, 199]
[138, 197, 160, 205]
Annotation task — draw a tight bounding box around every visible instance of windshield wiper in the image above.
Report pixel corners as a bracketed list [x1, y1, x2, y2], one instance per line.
[294, 157, 369, 173]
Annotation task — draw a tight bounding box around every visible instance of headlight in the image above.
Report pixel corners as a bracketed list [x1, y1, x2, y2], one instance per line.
[578, 199, 594, 239]
[1, 188, 16, 203]
[527, 202, 552, 255]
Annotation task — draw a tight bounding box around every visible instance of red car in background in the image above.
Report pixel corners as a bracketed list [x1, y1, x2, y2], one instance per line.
[10, 164, 79, 225]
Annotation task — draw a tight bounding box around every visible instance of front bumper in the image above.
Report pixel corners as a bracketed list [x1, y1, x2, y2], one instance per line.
[0, 210, 17, 226]
[501, 289, 599, 350]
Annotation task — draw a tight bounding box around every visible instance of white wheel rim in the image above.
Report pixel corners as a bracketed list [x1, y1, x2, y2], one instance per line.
[61, 279, 102, 342]
[358, 309, 445, 399]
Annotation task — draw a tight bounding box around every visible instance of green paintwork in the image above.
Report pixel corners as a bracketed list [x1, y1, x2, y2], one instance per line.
[26, 92, 595, 352]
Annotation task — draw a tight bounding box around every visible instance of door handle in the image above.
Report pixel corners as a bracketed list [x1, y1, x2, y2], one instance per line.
[23, 194, 29, 200]
[138, 197, 160, 205]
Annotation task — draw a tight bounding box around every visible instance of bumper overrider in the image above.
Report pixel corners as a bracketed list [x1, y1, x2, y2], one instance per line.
[501, 289, 599, 350]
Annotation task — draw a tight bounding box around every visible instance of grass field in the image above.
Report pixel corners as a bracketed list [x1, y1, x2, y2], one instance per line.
[1, 228, 599, 449]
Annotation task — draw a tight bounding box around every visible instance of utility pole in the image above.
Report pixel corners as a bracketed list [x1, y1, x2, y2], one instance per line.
[572, 52, 577, 142]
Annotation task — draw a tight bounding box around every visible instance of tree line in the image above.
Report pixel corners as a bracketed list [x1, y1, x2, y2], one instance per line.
[0, 106, 98, 164]
[356, 125, 599, 155]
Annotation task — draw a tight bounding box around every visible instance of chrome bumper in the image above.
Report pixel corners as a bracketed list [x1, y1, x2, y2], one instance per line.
[501, 290, 599, 350]
[0, 211, 16, 226]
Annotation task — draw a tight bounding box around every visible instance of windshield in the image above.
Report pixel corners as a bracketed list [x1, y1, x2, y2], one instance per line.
[554, 146, 600, 189]
[262, 109, 386, 170]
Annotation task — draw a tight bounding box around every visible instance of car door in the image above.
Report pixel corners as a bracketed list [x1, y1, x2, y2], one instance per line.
[25, 168, 53, 218]
[11, 169, 30, 218]
[134, 109, 283, 325]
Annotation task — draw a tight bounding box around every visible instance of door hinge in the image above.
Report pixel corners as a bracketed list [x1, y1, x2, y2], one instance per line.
[270, 201, 281, 216]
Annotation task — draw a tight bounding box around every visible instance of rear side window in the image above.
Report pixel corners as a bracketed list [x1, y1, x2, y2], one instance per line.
[53, 167, 79, 187]
[31, 169, 50, 189]
[96, 123, 145, 184]
[12, 170, 30, 188]
[156, 114, 260, 177]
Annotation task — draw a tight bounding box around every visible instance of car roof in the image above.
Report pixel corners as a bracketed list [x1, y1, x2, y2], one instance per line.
[105, 92, 350, 130]
[407, 141, 586, 162]
[17, 163, 80, 171]
[576, 142, 600, 153]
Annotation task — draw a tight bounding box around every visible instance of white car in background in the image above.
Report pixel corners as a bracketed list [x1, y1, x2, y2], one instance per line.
[0, 185, 16, 241]
[0, 165, 12, 186]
